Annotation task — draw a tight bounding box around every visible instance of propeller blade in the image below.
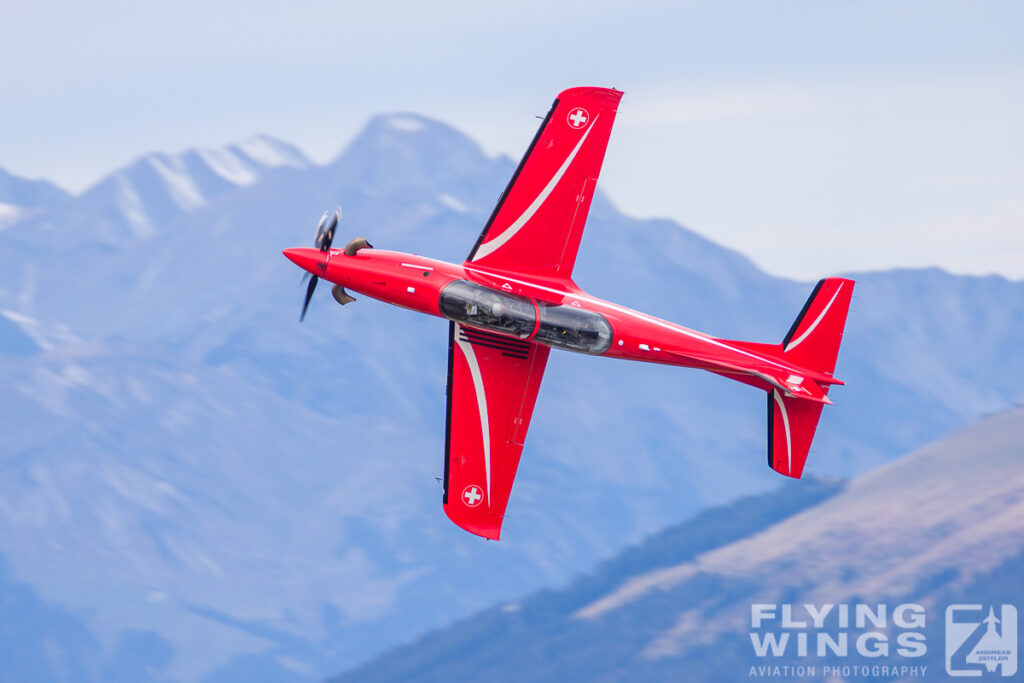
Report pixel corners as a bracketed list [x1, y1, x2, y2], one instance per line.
[299, 207, 346, 320]
[300, 274, 318, 321]
[313, 211, 328, 247]
[328, 207, 341, 248]
[318, 210, 338, 252]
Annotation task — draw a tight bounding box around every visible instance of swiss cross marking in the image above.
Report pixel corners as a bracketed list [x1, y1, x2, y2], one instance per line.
[567, 107, 589, 129]
[462, 485, 483, 507]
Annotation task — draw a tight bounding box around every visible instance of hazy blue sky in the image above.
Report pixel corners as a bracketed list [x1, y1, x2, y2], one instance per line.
[3, 1, 1022, 279]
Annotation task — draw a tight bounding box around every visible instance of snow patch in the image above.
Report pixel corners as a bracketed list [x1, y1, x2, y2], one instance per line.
[114, 177, 156, 238]
[1, 309, 36, 327]
[386, 115, 426, 133]
[146, 590, 168, 604]
[135, 261, 165, 293]
[197, 148, 259, 186]
[236, 136, 307, 168]
[0, 202, 22, 229]
[0, 309, 47, 351]
[438, 193, 468, 213]
[53, 363, 92, 388]
[147, 156, 205, 210]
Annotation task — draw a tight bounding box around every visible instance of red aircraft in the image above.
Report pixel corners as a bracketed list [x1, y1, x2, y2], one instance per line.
[284, 87, 854, 540]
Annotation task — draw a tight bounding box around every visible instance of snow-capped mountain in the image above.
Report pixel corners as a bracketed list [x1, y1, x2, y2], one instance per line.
[0, 311, 40, 356]
[0, 166, 70, 229]
[5, 135, 309, 247]
[0, 114, 1021, 681]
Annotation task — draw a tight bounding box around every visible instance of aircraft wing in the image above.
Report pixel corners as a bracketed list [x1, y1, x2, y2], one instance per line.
[467, 86, 623, 279]
[443, 322, 551, 540]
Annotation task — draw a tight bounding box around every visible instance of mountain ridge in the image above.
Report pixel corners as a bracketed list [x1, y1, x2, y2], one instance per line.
[0, 166, 71, 230]
[0, 113, 1021, 681]
[2, 135, 310, 249]
[334, 407, 1024, 682]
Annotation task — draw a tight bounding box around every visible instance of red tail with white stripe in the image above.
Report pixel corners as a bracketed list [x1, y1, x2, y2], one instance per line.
[768, 278, 854, 477]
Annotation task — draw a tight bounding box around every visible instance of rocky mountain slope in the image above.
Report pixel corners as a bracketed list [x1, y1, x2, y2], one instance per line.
[0, 166, 69, 229]
[0, 114, 1021, 681]
[337, 408, 1024, 682]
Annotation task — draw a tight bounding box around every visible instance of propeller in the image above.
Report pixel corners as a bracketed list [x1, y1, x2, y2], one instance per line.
[299, 208, 340, 321]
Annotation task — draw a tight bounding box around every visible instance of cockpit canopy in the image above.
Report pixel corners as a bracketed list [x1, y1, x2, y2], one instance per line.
[439, 280, 536, 338]
[535, 300, 612, 354]
[439, 280, 612, 354]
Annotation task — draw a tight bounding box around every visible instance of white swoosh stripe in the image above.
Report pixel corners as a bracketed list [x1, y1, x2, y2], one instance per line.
[772, 389, 793, 472]
[784, 283, 844, 352]
[472, 115, 599, 261]
[454, 324, 492, 503]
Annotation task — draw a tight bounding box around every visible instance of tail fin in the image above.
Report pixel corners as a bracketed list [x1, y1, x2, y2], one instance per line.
[768, 278, 854, 477]
[781, 278, 854, 377]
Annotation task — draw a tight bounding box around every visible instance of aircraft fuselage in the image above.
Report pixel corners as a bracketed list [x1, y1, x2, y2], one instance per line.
[283, 246, 833, 394]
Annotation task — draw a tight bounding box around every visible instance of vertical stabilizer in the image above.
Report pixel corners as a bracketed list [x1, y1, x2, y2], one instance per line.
[781, 278, 854, 378]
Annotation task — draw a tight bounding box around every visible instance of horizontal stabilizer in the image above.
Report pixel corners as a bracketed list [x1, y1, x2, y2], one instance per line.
[768, 388, 825, 478]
